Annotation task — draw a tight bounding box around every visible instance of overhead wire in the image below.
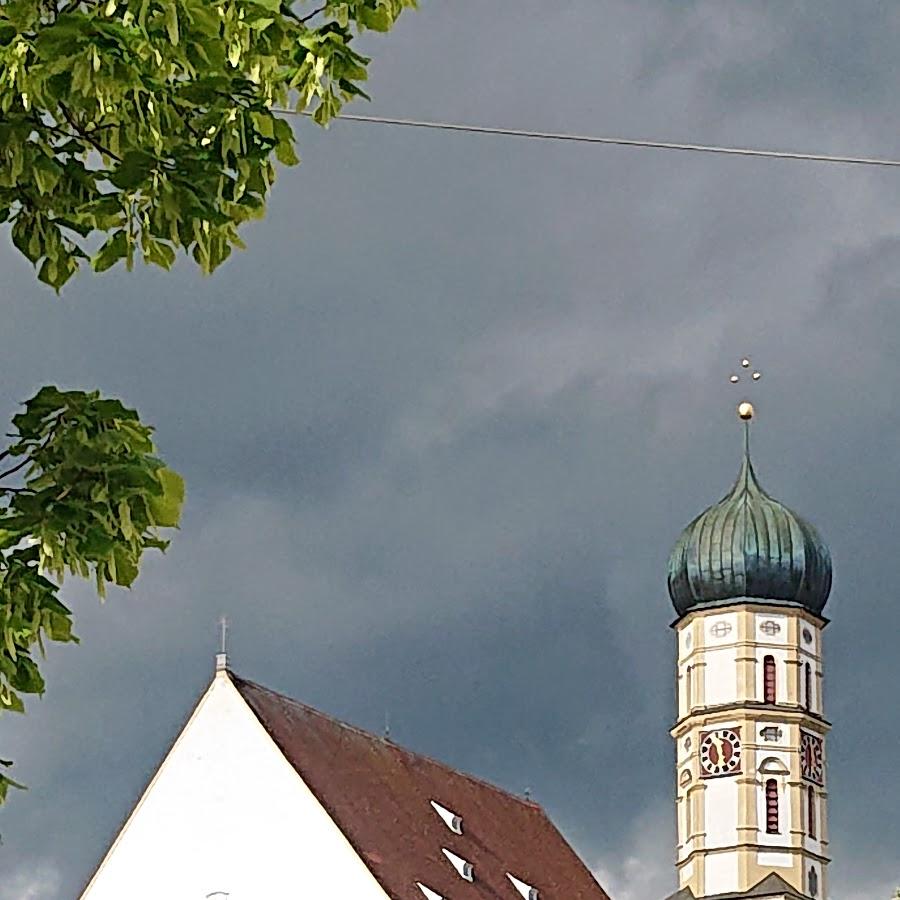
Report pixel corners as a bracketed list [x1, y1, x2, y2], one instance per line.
[272, 108, 900, 170]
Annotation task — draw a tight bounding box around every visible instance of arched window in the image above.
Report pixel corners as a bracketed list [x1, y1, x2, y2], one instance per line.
[764, 655, 777, 704]
[805, 662, 813, 710]
[807, 786, 816, 838]
[765, 779, 780, 834]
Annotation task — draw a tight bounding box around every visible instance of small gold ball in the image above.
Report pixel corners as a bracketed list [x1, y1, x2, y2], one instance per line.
[737, 401, 755, 420]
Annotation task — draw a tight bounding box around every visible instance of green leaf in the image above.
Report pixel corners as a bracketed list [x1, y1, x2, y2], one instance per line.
[275, 138, 300, 166]
[148, 467, 185, 527]
[111, 545, 139, 587]
[0, 0, 414, 291]
[109, 152, 156, 190]
[92, 231, 128, 273]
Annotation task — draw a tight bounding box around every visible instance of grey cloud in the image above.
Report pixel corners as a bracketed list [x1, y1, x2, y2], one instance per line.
[1, 2, 899, 897]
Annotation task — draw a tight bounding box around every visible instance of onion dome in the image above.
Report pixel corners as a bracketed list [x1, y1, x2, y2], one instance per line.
[667, 431, 832, 619]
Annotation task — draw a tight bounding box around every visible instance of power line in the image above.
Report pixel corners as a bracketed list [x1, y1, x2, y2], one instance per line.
[275, 108, 900, 170]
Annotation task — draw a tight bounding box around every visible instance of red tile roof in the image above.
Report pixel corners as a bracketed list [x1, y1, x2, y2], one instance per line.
[232, 673, 611, 900]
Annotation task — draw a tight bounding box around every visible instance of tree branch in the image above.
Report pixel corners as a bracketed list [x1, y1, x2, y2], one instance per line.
[0, 457, 31, 482]
[58, 103, 121, 162]
[300, 5, 327, 23]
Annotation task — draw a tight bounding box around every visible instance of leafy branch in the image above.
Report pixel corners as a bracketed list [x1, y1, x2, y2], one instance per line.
[0, 386, 184, 806]
[0, 0, 417, 290]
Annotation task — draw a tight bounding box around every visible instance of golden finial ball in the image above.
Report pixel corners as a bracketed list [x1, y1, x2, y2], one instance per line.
[737, 401, 755, 421]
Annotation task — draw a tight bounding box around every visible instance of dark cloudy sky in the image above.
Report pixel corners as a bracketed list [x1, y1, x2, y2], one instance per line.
[2, 2, 900, 898]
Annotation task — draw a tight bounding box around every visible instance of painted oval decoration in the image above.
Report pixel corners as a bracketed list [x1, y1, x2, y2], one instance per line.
[700, 728, 742, 778]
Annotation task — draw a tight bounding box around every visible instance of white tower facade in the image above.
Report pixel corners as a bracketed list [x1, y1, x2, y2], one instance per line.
[671, 603, 829, 898]
[666, 405, 832, 900]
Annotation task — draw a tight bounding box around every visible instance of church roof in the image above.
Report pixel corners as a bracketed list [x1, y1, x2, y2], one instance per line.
[665, 872, 807, 899]
[232, 672, 610, 900]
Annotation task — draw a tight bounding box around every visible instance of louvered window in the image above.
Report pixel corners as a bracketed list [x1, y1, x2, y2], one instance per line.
[765, 779, 780, 834]
[764, 656, 776, 704]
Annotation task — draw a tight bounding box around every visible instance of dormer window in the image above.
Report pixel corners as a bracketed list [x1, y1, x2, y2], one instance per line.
[430, 800, 463, 835]
[442, 848, 474, 882]
[507, 873, 539, 900]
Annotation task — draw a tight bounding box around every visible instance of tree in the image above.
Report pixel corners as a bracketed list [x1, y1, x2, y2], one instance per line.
[0, 386, 184, 806]
[0, 0, 416, 290]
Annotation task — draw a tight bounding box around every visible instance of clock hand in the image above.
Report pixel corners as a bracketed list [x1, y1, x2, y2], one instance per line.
[711, 734, 726, 767]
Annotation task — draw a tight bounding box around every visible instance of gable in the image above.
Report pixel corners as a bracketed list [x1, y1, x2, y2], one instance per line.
[81, 671, 389, 900]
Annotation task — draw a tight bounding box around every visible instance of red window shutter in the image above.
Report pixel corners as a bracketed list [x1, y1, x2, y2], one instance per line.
[766, 779, 780, 834]
[764, 656, 777, 704]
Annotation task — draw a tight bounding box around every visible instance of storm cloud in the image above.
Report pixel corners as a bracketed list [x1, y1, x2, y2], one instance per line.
[1, 2, 899, 897]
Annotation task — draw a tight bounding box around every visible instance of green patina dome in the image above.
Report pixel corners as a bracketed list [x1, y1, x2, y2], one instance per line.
[667, 450, 832, 618]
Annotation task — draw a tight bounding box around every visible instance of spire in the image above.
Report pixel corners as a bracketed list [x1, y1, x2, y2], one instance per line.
[215, 616, 229, 674]
[732, 355, 761, 488]
[666, 355, 832, 617]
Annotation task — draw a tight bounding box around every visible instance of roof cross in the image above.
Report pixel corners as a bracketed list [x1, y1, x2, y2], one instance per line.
[215, 616, 229, 673]
[729, 357, 762, 421]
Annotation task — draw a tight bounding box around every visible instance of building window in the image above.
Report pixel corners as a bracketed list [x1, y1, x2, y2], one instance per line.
[805, 662, 812, 710]
[765, 779, 780, 834]
[807, 786, 816, 838]
[685, 665, 692, 711]
[764, 655, 777, 704]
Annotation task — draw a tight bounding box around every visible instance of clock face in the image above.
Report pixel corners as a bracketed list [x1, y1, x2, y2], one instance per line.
[700, 728, 742, 778]
[801, 730, 824, 785]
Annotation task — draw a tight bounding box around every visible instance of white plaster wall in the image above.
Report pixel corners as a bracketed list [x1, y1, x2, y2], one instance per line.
[798, 620, 821, 659]
[678, 665, 690, 719]
[756, 721, 789, 748]
[806, 859, 823, 898]
[704, 851, 738, 895]
[754, 748, 791, 777]
[755, 613, 788, 645]
[704, 613, 738, 646]
[82, 674, 391, 900]
[703, 778, 738, 848]
[678, 623, 694, 662]
[704, 648, 736, 706]
[677, 795, 689, 850]
[757, 851, 792, 868]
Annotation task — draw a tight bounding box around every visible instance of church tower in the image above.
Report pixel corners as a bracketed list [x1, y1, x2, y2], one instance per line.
[666, 393, 832, 900]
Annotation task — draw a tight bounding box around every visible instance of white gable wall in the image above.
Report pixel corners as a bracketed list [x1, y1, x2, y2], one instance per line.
[81, 672, 390, 900]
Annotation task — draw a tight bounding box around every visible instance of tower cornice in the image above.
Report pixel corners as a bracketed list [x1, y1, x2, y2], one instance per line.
[670, 703, 832, 736]
[671, 599, 830, 631]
